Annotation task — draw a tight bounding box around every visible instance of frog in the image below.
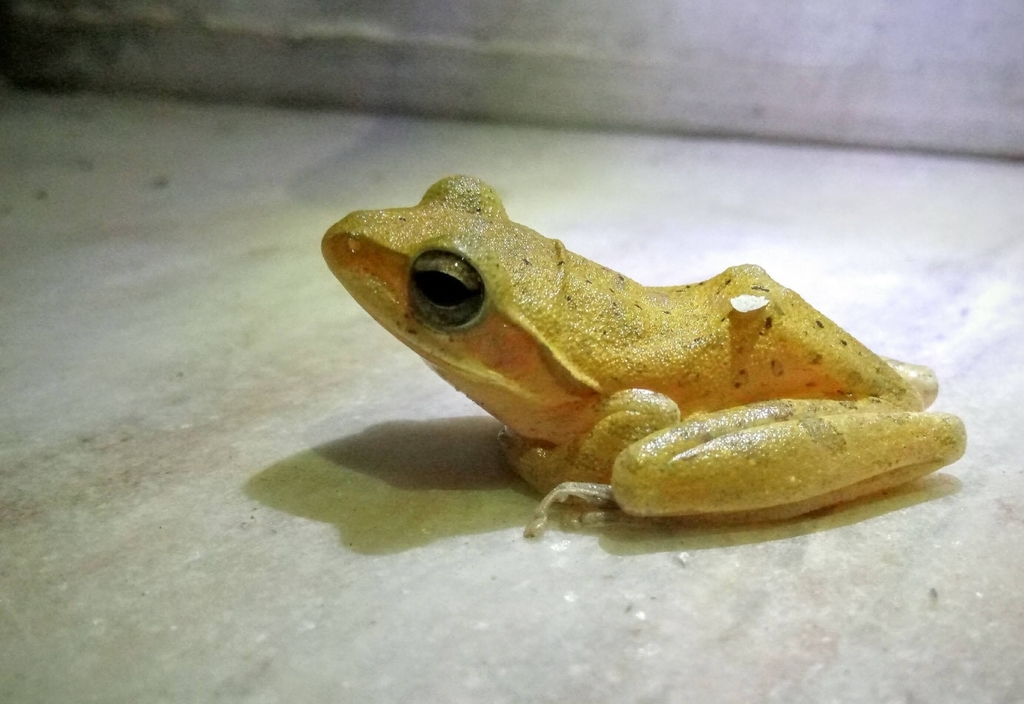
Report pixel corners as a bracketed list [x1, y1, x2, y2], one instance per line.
[322, 175, 967, 538]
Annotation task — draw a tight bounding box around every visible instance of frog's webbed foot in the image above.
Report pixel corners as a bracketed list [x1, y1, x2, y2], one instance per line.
[524, 482, 617, 538]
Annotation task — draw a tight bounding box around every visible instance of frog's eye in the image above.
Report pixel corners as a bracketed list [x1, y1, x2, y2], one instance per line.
[410, 250, 486, 329]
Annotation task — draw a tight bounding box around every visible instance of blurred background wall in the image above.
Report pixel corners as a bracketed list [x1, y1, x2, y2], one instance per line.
[3, 0, 1022, 157]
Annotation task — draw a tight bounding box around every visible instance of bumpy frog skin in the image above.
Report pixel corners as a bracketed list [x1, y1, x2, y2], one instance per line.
[323, 176, 966, 537]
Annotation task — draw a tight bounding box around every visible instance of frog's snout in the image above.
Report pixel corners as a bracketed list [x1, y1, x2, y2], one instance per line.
[323, 211, 359, 240]
[322, 213, 366, 267]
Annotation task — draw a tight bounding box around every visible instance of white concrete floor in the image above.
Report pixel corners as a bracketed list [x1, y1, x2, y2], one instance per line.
[1, 87, 1023, 703]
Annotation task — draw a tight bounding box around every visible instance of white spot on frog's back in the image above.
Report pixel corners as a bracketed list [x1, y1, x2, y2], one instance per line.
[730, 294, 770, 313]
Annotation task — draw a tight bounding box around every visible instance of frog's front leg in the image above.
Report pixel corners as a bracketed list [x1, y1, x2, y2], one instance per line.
[499, 389, 680, 537]
[611, 399, 966, 522]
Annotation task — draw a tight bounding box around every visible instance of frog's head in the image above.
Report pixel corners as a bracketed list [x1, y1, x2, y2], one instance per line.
[322, 176, 599, 439]
[323, 176, 510, 332]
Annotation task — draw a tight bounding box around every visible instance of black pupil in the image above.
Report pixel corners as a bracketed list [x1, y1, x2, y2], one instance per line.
[409, 250, 485, 329]
[413, 270, 476, 307]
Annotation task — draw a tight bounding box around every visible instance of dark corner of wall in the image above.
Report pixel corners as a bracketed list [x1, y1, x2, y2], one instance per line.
[0, 1, 87, 92]
[0, 0, 12, 84]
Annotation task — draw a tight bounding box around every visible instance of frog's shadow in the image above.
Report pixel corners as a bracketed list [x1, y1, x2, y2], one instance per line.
[245, 416, 538, 554]
[245, 415, 962, 555]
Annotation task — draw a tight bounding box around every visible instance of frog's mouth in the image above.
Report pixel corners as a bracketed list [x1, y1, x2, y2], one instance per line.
[337, 271, 401, 326]
[338, 278, 569, 406]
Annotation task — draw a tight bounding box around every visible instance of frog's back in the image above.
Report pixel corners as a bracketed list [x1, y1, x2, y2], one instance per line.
[629, 265, 924, 415]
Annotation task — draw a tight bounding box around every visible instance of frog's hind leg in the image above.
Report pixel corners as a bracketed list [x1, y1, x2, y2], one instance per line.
[882, 357, 939, 409]
[611, 400, 966, 520]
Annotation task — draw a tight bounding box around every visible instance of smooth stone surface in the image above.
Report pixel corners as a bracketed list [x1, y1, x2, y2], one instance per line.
[1, 88, 1022, 703]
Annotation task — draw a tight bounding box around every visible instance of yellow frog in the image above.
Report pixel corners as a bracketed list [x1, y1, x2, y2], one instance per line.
[322, 176, 966, 537]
